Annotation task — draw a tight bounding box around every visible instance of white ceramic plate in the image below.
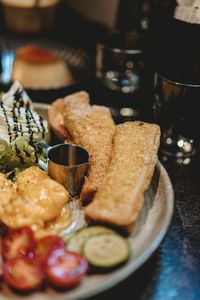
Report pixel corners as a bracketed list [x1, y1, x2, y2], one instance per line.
[0, 103, 174, 300]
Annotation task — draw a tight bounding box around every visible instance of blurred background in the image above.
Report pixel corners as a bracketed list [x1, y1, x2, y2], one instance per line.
[0, 0, 199, 122]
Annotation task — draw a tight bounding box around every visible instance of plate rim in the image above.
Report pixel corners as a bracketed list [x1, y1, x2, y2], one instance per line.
[2, 102, 173, 300]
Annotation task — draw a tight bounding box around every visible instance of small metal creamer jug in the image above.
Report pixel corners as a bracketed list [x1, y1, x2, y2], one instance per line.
[36, 142, 90, 197]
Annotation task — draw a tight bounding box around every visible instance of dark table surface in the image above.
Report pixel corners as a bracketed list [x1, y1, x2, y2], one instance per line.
[0, 3, 200, 299]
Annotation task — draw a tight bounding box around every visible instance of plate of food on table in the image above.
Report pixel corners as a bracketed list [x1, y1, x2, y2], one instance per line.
[0, 81, 174, 300]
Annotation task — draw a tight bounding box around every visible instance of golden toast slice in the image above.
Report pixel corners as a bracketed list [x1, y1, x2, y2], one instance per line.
[84, 121, 160, 231]
[62, 94, 116, 200]
[48, 91, 89, 140]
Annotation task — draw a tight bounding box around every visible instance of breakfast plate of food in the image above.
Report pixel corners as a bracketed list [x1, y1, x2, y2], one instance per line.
[0, 82, 174, 299]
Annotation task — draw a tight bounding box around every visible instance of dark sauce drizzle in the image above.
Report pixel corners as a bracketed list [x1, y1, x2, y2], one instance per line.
[0, 102, 12, 143]
[12, 89, 27, 163]
[19, 123, 23, 136]
[25, 107, 38, 162]
[1, 88, 46, 165]
[24, 150, 31, 158]
[25, 108, 34, 144]
[14, 88, 40, 163]
[12, 90, 22, 139]
[15, 144, 24, 164]
[12, 108, 19, 139]
[39, 116, 46, 139]
[13, 89, 29, 108]
[29, 109, 41, 136]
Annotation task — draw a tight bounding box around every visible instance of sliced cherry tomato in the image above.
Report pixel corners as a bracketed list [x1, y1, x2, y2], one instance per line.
[45, 248, 88, 288]
[3, 256, 44, 291]
[2, 226, 35, 261]
[35, 235, 65, 265]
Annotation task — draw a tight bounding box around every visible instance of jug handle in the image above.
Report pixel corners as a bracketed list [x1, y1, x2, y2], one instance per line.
[35, 142, 51, 172]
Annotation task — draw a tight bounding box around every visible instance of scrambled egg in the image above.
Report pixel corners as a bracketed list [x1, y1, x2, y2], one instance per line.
[0, 166, 71, 237]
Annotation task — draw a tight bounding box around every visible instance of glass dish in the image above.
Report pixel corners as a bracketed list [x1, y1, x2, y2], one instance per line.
[0, 38, 92, 101]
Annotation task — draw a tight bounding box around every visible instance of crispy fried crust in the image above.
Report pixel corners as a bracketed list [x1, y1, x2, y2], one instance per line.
[62, 95, 116, 200]
[48, 91, 90, 141]
[84, 121, 160, 231]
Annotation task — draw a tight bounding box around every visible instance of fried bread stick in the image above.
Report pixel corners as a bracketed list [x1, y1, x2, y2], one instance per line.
[62, 93, 116, 200]
[48, 91, 90, 141]
[48, 91, 116, 201]
[84, 121, 160, 231]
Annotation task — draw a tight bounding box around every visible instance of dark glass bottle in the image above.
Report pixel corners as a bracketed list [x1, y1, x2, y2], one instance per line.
[93, 0, 155, 123]
[149, 1, 200, 163]
[149, 0, 200, 81]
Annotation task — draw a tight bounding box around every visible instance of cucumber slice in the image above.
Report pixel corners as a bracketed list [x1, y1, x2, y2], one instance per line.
[83, 233, 130, 268]
[67, 226, 115, 253]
